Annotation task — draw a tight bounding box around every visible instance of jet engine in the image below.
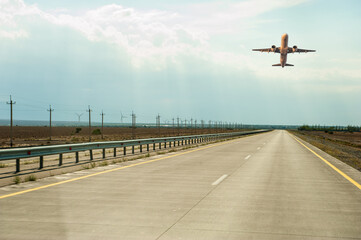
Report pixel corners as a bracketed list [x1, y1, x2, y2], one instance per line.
[293, 45, 298, 52]
[271, 45, 276, 52]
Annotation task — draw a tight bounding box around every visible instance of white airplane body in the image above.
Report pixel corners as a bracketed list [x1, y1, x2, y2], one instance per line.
[253, 34, 315, 68]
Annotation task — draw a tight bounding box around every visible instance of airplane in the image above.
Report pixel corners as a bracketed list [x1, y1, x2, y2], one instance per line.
[252, 33, 315, 68]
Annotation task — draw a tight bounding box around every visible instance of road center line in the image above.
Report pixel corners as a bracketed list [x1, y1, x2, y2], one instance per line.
[245, 155, 251, 160]
[212, 174, 228, 186]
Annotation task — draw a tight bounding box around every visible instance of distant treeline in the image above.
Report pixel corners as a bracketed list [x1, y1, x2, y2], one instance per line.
[298, 125, 361, 132]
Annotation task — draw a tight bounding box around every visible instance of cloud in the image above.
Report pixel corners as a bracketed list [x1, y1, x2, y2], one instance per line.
[0, 0, 309, 69]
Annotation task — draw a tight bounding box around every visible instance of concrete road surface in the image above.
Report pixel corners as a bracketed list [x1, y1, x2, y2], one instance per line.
[1, 130, 361, 240]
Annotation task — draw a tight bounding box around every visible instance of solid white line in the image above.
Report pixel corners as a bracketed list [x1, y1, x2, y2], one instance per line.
[212, 174, 228, 186]
[245, 155, 251, 160]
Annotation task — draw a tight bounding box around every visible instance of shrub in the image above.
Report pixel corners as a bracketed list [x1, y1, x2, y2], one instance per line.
[25, 175, 37, 182]
[13, 176, 21, 184]
[92, 129, 101, 135]
[75, 127, 82, 133]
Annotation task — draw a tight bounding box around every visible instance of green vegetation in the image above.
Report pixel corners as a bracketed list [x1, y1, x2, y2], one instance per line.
[25, 174, 37, 182]
[82, 164, 90, 169]
[13, 176, 21, 184]
[0, 163, 7, 168]
[92, 129, 102, 135]
[99, 161, 108, 166]
[298, 125, 360, 133]
[90, 162, 96, 168]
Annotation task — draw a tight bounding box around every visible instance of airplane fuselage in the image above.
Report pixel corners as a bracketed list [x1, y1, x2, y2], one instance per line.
[252, 34, 315, 67]
[280, 33, 288, 68]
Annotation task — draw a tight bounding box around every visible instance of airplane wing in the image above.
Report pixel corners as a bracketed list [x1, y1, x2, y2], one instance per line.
[289, 48, 316, 53]
[252, 48, 280, 53]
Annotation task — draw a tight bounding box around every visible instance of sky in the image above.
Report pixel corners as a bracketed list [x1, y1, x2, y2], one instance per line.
[0, 0, 360, 126]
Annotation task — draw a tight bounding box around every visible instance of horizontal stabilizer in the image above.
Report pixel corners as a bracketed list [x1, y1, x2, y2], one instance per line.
[272, 63, 294, 67]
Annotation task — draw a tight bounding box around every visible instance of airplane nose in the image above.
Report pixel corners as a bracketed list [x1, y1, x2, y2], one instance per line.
[282, 33, 288, 38]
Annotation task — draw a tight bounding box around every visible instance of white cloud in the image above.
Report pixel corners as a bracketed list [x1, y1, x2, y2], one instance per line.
[0, 0, 310, 68]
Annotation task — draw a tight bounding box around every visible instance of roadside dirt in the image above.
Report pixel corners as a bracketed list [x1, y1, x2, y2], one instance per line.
[0, 126, 240, 148]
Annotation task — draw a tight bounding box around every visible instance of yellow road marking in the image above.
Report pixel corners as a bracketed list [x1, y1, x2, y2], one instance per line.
[0, 138, 241, 199]
[290, 133, 361, 191]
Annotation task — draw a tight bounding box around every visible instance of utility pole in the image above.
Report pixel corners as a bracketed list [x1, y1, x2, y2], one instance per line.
[190, 118, 193, 134]
[156, 114, 160, 137]
[6, 95, 16, 147]
[75, 113, 83, 123]
[172, 118, 175, 136]
[131, 111, 136, 139]
[177, 117, 180, 136]
[120, 112, 127, 124]
[47, 105, 54, 141]
[86, 105, 92, 142]
[194, 119, 197, 135]
[100, 110, 105, 140]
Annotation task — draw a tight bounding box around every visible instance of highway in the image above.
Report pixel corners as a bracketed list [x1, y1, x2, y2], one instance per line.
[1, 130, 361, 239]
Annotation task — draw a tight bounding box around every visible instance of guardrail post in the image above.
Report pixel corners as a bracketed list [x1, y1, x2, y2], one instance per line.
[132, 146, 135, 154]
[76, 152, 79, 163]
[39, 156, 43, 169]
[102, 149, 106, 158]
[178, 140, 180, 146]
[114, 148, 116, 157]
[182, 140, 184, 145]
[140, 145, 142, 153]
[147, 144, 149, 152]
[153, 143, 155, 150]
[59, 153, 63, 166]
[169, 142, 171, 148]
[164, 142, 167, 148]
[90, 150, 93, 160]
[159, 143, 161, 149]
[173, 141, 176, 147]
[123, 147, 126, 155]
[16, 158, 20, 173]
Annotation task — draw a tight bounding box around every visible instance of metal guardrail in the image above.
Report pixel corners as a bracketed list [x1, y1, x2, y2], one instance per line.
[0, 130, 269, 173]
